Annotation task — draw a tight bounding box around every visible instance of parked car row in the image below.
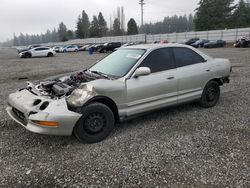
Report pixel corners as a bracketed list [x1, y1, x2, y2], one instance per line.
[52, 43, 122, 53]
[16, 42, 135, 58]
[184, 38, 226, 48]
[17, 36, 245, 59]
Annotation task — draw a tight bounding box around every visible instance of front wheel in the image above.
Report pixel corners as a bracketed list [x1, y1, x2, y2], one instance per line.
[73, 103, 115, 143]
[47, 52, 53, 57]
[199, 81, 220, 108]
[25, 52, 31, 58]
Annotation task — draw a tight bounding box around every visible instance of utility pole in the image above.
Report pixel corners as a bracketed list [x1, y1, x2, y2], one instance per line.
[139, 0, 145, 27]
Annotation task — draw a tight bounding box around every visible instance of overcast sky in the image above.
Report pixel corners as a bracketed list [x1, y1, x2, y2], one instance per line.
[0, 0, 199, 42]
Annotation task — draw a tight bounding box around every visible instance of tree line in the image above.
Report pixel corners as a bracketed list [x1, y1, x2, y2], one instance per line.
[140, 14, 195, 34]
[5, 9, 139, 47]
[1, 0, 250, 47]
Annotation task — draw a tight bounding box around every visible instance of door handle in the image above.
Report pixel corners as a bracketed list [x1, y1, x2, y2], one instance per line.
[206, 69, 211, 72]
[167, 76, 175, 80]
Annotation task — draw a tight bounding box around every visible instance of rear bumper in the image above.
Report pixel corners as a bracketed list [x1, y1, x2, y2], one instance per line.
[6, 89, 82, 136]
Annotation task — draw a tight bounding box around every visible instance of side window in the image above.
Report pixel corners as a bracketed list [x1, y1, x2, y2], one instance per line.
[173, 47, 205, 68]
[139, 48, 175, 73]
[38, 48, 47, 51]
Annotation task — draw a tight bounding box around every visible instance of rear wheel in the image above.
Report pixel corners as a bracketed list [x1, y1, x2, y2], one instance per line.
[73, 103, 115, 143]
[199, 81, 220, 108]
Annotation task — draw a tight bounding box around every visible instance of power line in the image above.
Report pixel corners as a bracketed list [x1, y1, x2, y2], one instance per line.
[139, 0, 146, 27]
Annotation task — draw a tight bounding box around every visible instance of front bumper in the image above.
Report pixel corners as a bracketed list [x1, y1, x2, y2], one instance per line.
[19, 53, 24, 57]
[6, 89, 82, 136]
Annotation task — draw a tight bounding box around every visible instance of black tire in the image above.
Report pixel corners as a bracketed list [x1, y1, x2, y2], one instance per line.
[47, 52, 53, 57]
[73, 103, 115, 143]
[25, 52, 31, 58]
[199, 80, 220, 108]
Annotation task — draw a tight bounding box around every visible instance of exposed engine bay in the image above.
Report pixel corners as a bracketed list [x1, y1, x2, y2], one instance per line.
[26, 70, 105, 99]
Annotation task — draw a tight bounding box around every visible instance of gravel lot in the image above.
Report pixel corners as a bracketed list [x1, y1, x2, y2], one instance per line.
[0, 48, 249, 187]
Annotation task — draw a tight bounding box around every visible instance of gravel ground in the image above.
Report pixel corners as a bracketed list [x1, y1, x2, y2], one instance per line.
[0, 48, 249, 187]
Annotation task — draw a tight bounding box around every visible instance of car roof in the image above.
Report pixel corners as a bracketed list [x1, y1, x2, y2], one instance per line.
[123, 43, 192, 50]
[32, 47, 50, 49]
[123, 43, 213, 60]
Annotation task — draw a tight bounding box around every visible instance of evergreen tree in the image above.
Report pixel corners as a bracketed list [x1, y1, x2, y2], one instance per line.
[89, 16, 100, 37]
[195, 0, 235, 31]
[58, 22, 68, 41]
[67, 30, 74, 40]
[76, 10, 90, 38]
[231, 0, 250, 28]
[127, 18, 138, 35]
[98, 12, 108, 37]
[139, 14, 195, 34]
[45, 30, 52, 43]
[13, 34, 19, 46]
[51, 28, 59, 42]
[76, 16, 83, 38]
[19, 33, 26, 46]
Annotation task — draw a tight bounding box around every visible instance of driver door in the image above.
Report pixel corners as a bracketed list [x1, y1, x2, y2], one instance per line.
[125, 48, 178, 116]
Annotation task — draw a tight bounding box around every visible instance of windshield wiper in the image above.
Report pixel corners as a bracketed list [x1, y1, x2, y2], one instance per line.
[87, 70, 110, 79]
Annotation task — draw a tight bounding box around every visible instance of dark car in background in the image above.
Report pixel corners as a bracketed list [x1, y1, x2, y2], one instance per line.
[191, 39, 210, 48]
[93, 44, 104, 51]
[204, 40, 226, 48]
[99, 42, 122, 53]
[184, 38, 200, 45]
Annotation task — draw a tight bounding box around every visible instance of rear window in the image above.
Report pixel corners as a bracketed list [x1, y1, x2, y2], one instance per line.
[173, 47, 205, 67]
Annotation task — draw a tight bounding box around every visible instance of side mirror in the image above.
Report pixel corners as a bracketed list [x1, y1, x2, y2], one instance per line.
[134, 67, 151, 78]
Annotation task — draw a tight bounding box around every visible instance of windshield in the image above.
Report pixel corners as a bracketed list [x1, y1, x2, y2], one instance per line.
[89, 48, 146, 78]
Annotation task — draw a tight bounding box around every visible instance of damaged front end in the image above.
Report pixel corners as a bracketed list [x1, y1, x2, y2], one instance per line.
[6, 70, 105, 135]
[66, 84, 96, 107]
[30, 70, 97, 99]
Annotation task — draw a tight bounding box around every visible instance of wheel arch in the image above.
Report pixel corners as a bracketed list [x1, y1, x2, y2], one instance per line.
[48, 52, 53, 56]
[25, 52, 32, 57]
[210, 78, 223, 86]
[83, 96, 120, 123]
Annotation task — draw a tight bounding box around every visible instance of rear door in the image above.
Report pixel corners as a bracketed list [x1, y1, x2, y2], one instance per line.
[67, 46, 74, 52]
[40, 48, 49, 56]
[173, 47, 213, 103]
[126, 48, 178, 116]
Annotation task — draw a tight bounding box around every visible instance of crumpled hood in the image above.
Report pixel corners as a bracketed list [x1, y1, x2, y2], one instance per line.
[66, 79, 126, 107]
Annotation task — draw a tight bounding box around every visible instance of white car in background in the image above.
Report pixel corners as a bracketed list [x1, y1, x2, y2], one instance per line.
[19, 47, 55, 58]
[61, 45, 79, 53]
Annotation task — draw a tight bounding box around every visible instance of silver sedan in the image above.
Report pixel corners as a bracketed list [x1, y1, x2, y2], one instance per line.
[7, 44, 232, 143]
